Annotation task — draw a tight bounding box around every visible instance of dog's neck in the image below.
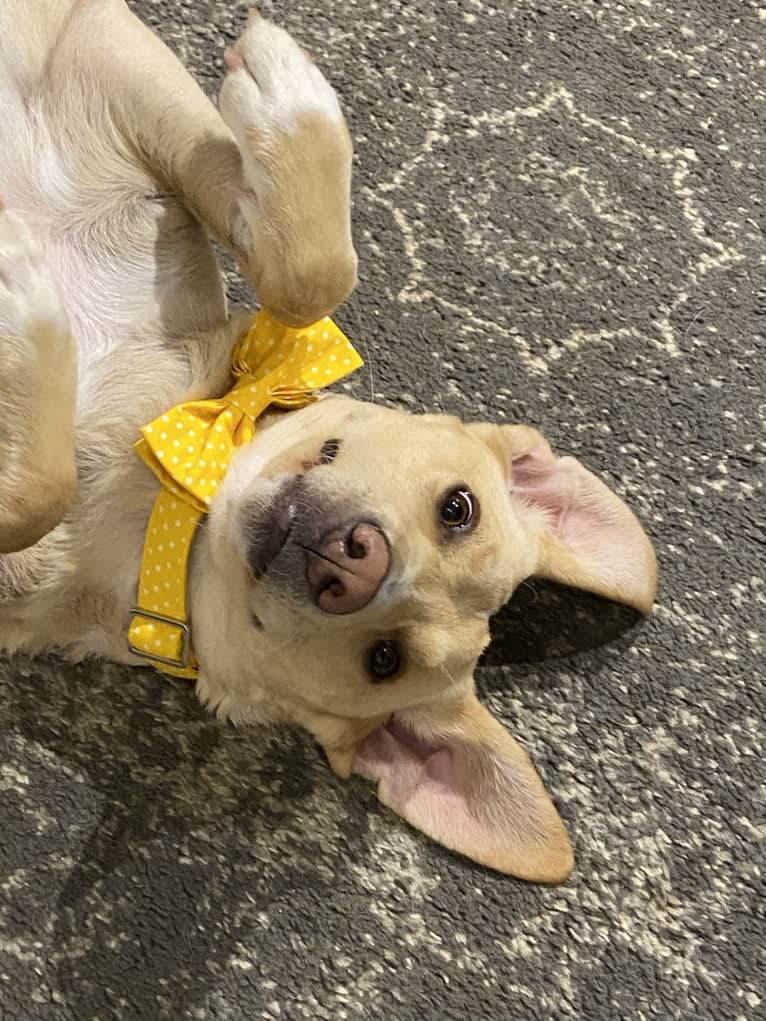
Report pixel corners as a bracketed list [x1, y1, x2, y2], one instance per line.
[0, 317, 242, 658]
[124, 310, 362, 680]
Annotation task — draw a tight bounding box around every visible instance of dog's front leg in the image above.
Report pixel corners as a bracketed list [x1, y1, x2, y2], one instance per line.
[216, 13, 358, 326]
[102, 4, 356, 326]
[0, 205, 77, 553]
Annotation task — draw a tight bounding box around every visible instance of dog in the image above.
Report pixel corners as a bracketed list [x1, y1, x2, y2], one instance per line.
[0, 1, 657, 882]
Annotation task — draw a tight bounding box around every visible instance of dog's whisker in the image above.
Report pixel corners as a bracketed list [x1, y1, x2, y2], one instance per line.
[439, 663, 458, 687]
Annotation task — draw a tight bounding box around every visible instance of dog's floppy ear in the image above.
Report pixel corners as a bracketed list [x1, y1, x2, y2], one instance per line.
[324, 692, 573, 883]
[470, 423, 658, 612]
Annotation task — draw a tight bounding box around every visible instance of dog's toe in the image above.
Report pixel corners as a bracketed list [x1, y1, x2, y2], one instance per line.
[219, 16, 342, 140]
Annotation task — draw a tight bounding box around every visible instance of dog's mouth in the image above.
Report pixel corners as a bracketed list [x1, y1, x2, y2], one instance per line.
[248, 475, 303, 579]
[246, 438, 343, 580]
[243, 437, 394, 619]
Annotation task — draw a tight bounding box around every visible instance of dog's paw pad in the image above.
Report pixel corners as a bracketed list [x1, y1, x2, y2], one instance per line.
[219, 16, 342, 144]
[0, 207, 68, 338]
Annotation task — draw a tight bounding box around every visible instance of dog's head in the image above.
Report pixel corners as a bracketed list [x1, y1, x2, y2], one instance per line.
[194, 396, 656, 881]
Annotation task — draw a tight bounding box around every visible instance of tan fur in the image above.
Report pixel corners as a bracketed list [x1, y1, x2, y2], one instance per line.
[0, 230, 78, 553]
[242, 113, 358, 324]
[474, 422, 658, 613]
[538, 530, 658, 615]
[0, 1, 657, 880]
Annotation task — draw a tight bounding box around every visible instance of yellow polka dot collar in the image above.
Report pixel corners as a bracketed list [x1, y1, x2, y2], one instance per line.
[127, 310, 363, 678]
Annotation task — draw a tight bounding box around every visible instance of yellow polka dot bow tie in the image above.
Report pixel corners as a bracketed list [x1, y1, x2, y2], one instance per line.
[127, 310, 363, 678]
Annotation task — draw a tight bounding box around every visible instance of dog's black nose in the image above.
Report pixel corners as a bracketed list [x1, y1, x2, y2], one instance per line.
[305, 522, 390, 614]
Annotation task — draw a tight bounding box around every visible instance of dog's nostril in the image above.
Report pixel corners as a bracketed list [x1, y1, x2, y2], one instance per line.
[347, 523, 379, 560]
[305, 521, 391, 614]
[319, 438, 341, 465]
[320, 576, 343, 596]
[347, 529, 365, 559]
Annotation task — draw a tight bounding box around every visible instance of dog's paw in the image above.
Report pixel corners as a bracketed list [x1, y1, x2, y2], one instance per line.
[0, 205, 69, 346]
[216, 14, 357, 326]
[219, 11, 344, 158]
[0, 205, 76, 552]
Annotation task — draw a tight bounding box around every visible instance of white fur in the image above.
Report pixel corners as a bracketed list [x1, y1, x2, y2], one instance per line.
[219, 16, 347, 268]
[0, 208, 69, 342]
[220, 16, 344, 151]
[0, 6, 315, 683]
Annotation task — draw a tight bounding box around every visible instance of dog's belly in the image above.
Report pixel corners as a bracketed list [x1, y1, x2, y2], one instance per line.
[0, 48, 227, 386]
[41, 200, 228, 383]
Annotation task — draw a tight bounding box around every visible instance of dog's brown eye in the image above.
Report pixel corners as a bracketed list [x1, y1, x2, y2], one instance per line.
[439, 487, 475, 530]
[367, 640, 401, 682]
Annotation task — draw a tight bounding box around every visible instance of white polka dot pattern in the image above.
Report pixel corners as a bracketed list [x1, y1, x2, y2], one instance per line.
[135, 310, 362, 514]
[128, 310, 364, 678]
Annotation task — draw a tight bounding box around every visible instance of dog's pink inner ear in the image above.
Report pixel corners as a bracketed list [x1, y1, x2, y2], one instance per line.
[351, 698, 573, 883]
[468, 423, 656, 610]
[506, 438, 657, 613]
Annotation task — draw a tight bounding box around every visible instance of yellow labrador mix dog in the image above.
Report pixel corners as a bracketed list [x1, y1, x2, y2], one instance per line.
[0, 1, 657, 881]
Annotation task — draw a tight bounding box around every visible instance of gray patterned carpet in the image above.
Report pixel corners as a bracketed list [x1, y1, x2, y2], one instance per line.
[1, 1, 764, 1018]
